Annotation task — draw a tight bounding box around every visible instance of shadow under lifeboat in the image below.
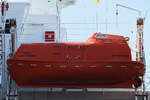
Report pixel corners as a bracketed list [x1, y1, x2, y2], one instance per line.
[7, 33, 145, 88]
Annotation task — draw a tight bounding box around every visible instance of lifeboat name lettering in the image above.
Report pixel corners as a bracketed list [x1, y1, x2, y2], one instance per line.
[112, 55, 129, 57]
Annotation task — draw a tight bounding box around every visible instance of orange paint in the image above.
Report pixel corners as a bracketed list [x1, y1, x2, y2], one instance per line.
[7, 33, 145, 88]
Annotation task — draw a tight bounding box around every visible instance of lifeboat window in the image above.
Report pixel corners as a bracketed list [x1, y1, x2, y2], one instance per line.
[44, 65, 52, 68]
[60, 65, 66, 68]
[17, 63, 24, 66]
[89, 65, 96, 68]
[120, 66, 127, 68]
[104, 65, 112, 68]
[96, 34, 107, 38]
[73, 65, 80, 68]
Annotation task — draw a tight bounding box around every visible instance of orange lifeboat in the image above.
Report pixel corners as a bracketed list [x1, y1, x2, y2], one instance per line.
[7, 33, 145, 88]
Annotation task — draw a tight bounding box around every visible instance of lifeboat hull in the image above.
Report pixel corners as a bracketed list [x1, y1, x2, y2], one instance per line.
[8, 60, 144, 88]
[7, 33, 145, 88]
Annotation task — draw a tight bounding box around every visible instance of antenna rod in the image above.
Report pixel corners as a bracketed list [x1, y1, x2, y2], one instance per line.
[56, 0, 61, 42]
[94, 0, 100, 33]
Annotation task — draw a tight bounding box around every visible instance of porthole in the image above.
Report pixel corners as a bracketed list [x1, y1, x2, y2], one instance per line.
[60, 65, 66, 68]
[44, 65, 52, 68]
[73, 65, 80, 68]
[104, 65, 112, 68]
[17, 63, 23, 66]
[89, 65, 96, 68]
[120, 66, 127, 68]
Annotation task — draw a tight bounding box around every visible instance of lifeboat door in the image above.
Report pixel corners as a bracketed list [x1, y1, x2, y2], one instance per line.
[66, 45, 84, 65]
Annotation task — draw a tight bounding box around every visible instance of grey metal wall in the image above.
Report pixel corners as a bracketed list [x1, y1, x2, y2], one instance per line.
[18, 91, 135, 100]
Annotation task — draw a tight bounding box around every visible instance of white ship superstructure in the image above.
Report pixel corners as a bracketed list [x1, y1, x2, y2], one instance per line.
[2, 0, 75, 47]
